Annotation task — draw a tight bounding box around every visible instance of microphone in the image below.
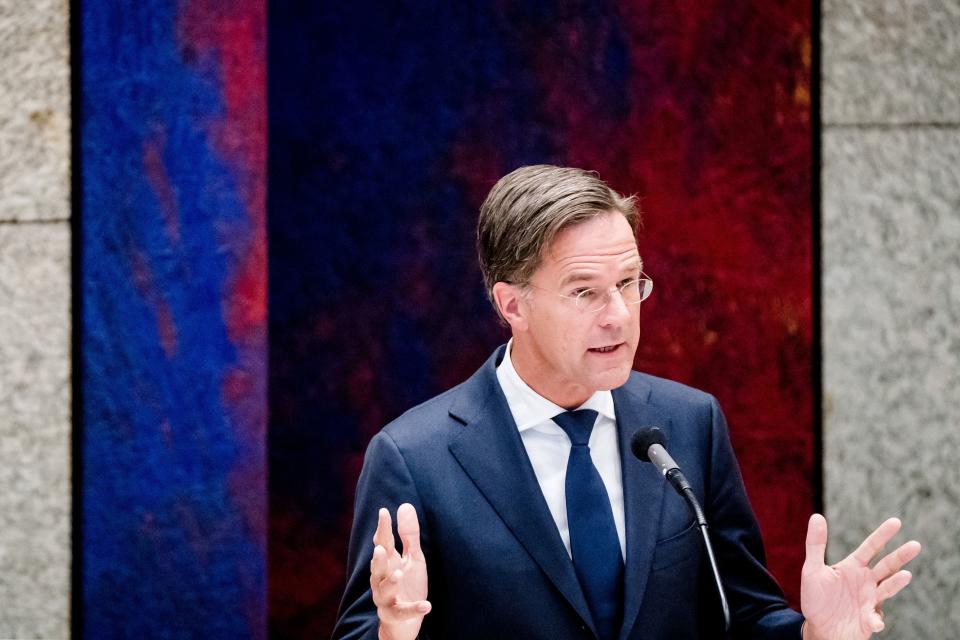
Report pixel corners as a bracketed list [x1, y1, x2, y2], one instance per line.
[631, 427, 731, 634]
[630, 428, 698, 515]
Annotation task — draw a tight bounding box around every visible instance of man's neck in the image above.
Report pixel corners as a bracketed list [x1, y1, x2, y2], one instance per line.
[508, 341, 591, 409]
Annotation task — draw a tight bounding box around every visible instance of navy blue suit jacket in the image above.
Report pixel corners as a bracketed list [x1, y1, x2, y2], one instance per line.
[333, 346, 804, 639]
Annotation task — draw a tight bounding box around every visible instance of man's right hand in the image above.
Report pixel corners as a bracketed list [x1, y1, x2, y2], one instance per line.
[370, 503, 431, 640]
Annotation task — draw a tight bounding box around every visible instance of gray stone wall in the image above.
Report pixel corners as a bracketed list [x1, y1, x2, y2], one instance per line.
[0, 0, 72, 637]
[823, 1, 960, 638]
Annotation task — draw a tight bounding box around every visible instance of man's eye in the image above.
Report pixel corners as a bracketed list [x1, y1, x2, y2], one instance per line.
[574, 288, 598, 299]
[620, 278, 640, 289]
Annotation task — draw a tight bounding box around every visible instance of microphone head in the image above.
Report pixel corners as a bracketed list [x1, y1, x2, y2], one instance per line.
[630, 427, 666, 462]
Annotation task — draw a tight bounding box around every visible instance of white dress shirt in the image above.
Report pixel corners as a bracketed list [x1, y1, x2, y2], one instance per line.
[495, 340, 626, 559]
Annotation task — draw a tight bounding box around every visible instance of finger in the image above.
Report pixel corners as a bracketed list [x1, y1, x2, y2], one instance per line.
[877, 570, 913, 603]
[396, 502, 424, 559]
[375, 569, 426, 604]
[866, 610, 885, 634]
[383, 568, 403, 587]
[372, 507, 395, 553]
[378, 598, 432, 623]
[861, 603, 885, 634]
[851, 517, 901, 566]
[370, 544, 391, 584]
[803, 513, 828, 569]
[392, 599, 432, 616]
[871, 540, 922, 582]
[370, 567, 403, 607]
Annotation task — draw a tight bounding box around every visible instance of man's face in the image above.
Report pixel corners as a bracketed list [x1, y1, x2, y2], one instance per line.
[508, 211, 643, 407]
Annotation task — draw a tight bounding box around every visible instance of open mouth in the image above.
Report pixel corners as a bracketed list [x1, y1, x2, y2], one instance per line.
[588, 343, 623, 354]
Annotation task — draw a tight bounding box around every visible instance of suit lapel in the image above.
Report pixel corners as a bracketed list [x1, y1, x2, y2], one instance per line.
[447, 348, 597, 636]
[612, 378, 670, 640]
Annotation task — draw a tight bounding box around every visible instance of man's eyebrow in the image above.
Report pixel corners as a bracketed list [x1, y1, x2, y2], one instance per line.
[558, 261, 643, 287]
[617, 261, 644, 278]
[558, 271, 600, 287]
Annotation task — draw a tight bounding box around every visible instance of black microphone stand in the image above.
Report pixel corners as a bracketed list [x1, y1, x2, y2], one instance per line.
[667, 468, 731, 635]
[633, 429, 732, 637]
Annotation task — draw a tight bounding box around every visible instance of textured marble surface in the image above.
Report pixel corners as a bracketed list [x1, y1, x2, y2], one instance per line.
[823, 0, 960, 124]
[0, 0, 72, 636]
[0, 224, 71, 639]
[823, 128, 960, 639]
[0, 0, 70, 221]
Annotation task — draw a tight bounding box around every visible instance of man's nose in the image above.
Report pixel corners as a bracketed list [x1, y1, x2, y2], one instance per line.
[598, 289, 631, 324]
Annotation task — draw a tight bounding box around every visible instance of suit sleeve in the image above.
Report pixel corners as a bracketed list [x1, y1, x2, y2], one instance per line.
[704, 396, 805, 640]
[331, 430, 431, 640]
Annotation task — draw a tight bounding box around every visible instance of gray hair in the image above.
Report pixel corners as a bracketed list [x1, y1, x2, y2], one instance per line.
[477, 164, 640, 317]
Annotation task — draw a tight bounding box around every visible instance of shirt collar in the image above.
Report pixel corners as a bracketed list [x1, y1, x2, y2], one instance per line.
[496, 338, 616, 432]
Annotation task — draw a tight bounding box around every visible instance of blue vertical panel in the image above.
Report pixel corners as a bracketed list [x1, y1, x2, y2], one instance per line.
[81, 1, 267, 637]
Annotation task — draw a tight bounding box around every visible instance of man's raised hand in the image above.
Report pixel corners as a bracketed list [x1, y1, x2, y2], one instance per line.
[801, 514, 921, 640]
[370, 503, 430, 640]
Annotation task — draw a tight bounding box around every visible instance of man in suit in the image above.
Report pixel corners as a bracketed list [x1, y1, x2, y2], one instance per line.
[333, 165, 920, 640]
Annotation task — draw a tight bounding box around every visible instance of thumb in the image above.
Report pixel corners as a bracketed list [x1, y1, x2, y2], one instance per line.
[804, 513, 828, 570]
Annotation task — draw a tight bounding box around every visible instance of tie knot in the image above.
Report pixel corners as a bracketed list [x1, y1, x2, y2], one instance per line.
[552, 409, 599, 446]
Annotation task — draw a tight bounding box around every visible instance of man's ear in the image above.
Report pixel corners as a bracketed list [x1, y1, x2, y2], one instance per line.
[492, 281, 528, 332]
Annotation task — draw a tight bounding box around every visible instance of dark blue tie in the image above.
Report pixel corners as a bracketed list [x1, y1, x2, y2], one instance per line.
[553, 410, 624, 640]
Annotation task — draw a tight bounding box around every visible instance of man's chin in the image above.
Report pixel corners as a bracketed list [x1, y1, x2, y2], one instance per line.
[589, 365, 632, 392]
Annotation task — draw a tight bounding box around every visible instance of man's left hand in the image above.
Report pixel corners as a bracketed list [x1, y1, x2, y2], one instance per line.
[800, 514, 921, 640]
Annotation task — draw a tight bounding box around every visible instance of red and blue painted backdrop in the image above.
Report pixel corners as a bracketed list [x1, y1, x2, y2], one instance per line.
[269, 1, 814, 637]
[76, 0, 812, 636]
[80, 0, 266, 637]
